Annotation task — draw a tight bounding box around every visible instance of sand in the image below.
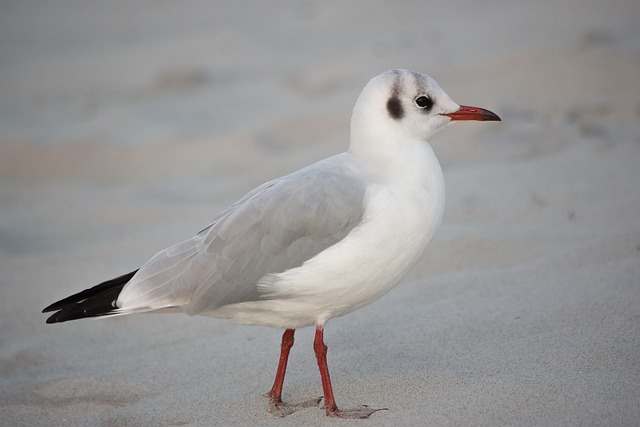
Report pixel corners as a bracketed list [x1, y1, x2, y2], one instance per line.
[1, 1, 639, 425]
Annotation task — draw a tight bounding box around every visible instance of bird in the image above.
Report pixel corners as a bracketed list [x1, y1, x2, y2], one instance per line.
[43, 69, 500, 419]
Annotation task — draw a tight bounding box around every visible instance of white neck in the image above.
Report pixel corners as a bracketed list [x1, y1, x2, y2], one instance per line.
[350, 122, 441, 186]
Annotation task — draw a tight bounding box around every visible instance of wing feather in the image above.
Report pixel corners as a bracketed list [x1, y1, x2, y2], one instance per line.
[116, 155, 367, 316]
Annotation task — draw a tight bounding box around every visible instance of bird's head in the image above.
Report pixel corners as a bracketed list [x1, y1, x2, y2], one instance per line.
[350, 69, 500, 145]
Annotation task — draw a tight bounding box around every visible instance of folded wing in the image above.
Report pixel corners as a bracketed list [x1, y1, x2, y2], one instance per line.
[115, 157, 368, 317]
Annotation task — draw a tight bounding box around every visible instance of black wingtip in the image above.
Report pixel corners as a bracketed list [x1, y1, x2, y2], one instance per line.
[42, 302, 60, 314]
[45, 303, 119, 324]
[45, 313, 61, 324]
[43, 269, 138, 324]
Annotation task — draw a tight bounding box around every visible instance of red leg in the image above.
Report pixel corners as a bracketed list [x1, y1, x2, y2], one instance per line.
[314, 325, 385, 418]
[267, 329, 321, 417]
[268, 328, 295, 404]
[313, 325, 339, 413]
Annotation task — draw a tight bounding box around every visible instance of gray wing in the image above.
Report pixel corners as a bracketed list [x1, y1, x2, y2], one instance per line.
[116, 156, 367, 316]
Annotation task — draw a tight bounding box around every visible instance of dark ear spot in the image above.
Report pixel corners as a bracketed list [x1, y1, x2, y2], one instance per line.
[386, 96, 404, 120]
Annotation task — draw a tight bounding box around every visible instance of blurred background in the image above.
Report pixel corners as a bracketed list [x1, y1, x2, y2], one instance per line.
[2, 1, 639, 425]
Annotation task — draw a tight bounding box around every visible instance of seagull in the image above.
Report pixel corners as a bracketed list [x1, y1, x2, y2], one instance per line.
[43, 69, 500, 419]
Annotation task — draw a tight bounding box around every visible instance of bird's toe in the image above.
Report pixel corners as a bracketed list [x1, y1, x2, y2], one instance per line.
[267, 395, 323, 417]
[326, 405, 388, 419]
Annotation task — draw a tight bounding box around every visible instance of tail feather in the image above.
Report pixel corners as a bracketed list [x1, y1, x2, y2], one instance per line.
[43, 270, 138, 324]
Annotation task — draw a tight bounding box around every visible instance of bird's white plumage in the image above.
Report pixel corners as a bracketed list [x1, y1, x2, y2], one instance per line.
[115, 69, 459, 329]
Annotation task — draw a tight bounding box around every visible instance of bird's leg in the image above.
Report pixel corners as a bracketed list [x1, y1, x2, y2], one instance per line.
[267, 329, 321, 417]
[268, 328, 295, 404]
[314, 325, 386, 418]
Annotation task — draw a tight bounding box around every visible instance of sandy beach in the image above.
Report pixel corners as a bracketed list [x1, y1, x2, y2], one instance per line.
[1, 1, 639, 425]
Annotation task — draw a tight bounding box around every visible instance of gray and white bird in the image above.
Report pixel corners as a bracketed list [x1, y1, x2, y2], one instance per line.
[43, 69, 500, 418]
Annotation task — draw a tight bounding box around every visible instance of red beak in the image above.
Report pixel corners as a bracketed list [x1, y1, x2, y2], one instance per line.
[442, 105, 501, 122]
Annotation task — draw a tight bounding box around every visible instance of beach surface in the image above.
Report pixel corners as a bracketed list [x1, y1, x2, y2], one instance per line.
[1, 1, 639, 425]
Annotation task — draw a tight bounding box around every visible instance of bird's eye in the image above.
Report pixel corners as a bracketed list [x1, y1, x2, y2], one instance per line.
[415, 96, 433, 109]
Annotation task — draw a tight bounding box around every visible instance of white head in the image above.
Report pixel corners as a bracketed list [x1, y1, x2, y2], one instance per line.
[349, 69, 500, 150]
